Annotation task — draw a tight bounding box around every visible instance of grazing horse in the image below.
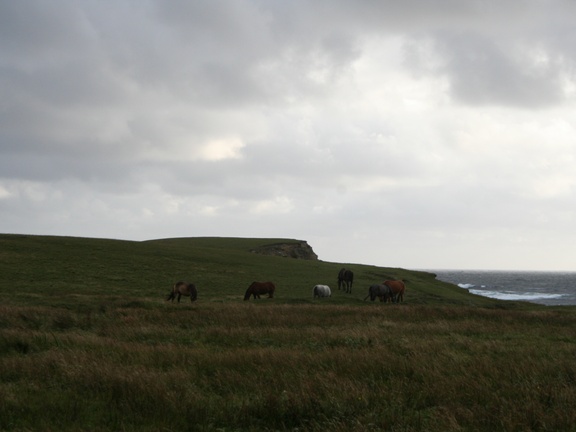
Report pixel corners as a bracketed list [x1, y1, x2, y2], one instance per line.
[337, 268, 354, 293]
[166, 281, 198, 303]
[244, 281, 275, 301]
[363, 284, 393, 302]
[383, 280, 406, 303]
[313, 284, 332, 298]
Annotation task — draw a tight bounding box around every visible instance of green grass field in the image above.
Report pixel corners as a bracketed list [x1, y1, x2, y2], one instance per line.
[1, 234, 575, 431]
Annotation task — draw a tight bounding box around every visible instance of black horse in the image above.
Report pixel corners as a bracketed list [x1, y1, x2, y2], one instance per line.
[363, 284, 393, 302]
[337, 268, 354, 293]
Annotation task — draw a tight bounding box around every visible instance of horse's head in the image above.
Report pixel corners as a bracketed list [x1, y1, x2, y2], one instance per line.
[243, 287, 252, 301]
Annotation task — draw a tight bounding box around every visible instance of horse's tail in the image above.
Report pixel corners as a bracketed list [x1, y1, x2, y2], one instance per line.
[166, 291, 174, 301]
[398, 286, 405, 302]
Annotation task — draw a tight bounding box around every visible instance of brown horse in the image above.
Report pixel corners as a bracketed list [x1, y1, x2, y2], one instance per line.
[244, 281, 275, 300]
[166, 281, 198, 303]
[383, 280, 406, 303]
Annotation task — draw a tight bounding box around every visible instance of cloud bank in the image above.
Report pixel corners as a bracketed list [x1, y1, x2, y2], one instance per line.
[1, 1, 576, 270]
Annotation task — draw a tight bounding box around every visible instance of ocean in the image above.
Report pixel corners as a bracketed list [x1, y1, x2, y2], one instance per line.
[432, 270, 576, 306]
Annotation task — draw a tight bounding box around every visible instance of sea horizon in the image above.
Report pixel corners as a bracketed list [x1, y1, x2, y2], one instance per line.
[430, 269, 576, 306]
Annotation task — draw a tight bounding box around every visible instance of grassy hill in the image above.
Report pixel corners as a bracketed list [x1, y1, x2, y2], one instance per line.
[5, 234, 574, 431]
[1, 233, 514, 308]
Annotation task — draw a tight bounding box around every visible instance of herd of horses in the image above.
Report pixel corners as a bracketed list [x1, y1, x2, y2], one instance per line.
[166, 267, 405, 304]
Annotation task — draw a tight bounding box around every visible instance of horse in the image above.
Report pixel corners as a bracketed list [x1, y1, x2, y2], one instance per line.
[337, 268, 354, 293]
[383, 279, 406, 303]
[363, 284, 393, 302]
[313, 284, 332, 298]
[244, 281, 275, 300]
[166, 281, 198, 303]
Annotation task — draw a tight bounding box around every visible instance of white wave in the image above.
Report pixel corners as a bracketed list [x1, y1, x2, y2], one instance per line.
[469, 289, 564, 301]
[458, 283, 475, 289]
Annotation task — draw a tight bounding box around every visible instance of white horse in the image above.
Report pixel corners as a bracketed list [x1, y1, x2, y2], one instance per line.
[313, 284, 332, 298]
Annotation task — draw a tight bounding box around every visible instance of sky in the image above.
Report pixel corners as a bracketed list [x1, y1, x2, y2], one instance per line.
[1, 1, 576, 271]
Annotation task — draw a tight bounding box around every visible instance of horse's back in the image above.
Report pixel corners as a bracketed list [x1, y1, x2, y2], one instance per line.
[383, 280, 405, 301]
[383, 280, 404, 290]
[249, 280, 273, 289]
[174, 280, 188, 290]
[370, 283, 387, 295]
[313, 284, 331, 298]
[174, 281, 197, 297]
[245, 281, 275, 299]
[338, 268, 353, 280]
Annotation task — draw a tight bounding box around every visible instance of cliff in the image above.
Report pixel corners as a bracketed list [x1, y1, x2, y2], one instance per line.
[249, 241, 318, 260]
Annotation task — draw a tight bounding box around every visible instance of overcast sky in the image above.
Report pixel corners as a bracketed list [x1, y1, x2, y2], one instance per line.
[1, 1, 576, 271]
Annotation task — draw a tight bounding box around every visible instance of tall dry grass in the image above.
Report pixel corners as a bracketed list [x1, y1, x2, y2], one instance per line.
[1, 302, 576, 431]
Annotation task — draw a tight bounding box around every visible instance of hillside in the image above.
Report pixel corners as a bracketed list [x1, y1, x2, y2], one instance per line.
[4, 234, 570, 432]
[0, 233, 521, 308]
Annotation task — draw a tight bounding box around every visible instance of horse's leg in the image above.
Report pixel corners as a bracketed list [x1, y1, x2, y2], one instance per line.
[177, 293, 182, 303]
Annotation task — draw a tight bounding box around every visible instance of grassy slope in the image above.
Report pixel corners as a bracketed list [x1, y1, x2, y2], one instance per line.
[1, 233, 518, 308]
[7, 234, 575, 431]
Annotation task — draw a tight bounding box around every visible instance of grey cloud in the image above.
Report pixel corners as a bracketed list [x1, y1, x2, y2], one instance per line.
[401, 2, 576, 108]
[2, 1, 576, 270]
[433, 32, 567, 107]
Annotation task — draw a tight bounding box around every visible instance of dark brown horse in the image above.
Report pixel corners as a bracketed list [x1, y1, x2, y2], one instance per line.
[244, 281, 275, 300]
[166, 281, 198, 303]
[337, 268, 354, 293]
[383, 280, 406, 303]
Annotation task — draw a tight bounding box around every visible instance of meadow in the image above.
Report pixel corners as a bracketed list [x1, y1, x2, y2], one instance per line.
[1, 234, 576, 431]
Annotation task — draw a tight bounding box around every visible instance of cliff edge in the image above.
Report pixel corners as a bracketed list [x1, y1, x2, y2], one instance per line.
[250, 241, 318, 260]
